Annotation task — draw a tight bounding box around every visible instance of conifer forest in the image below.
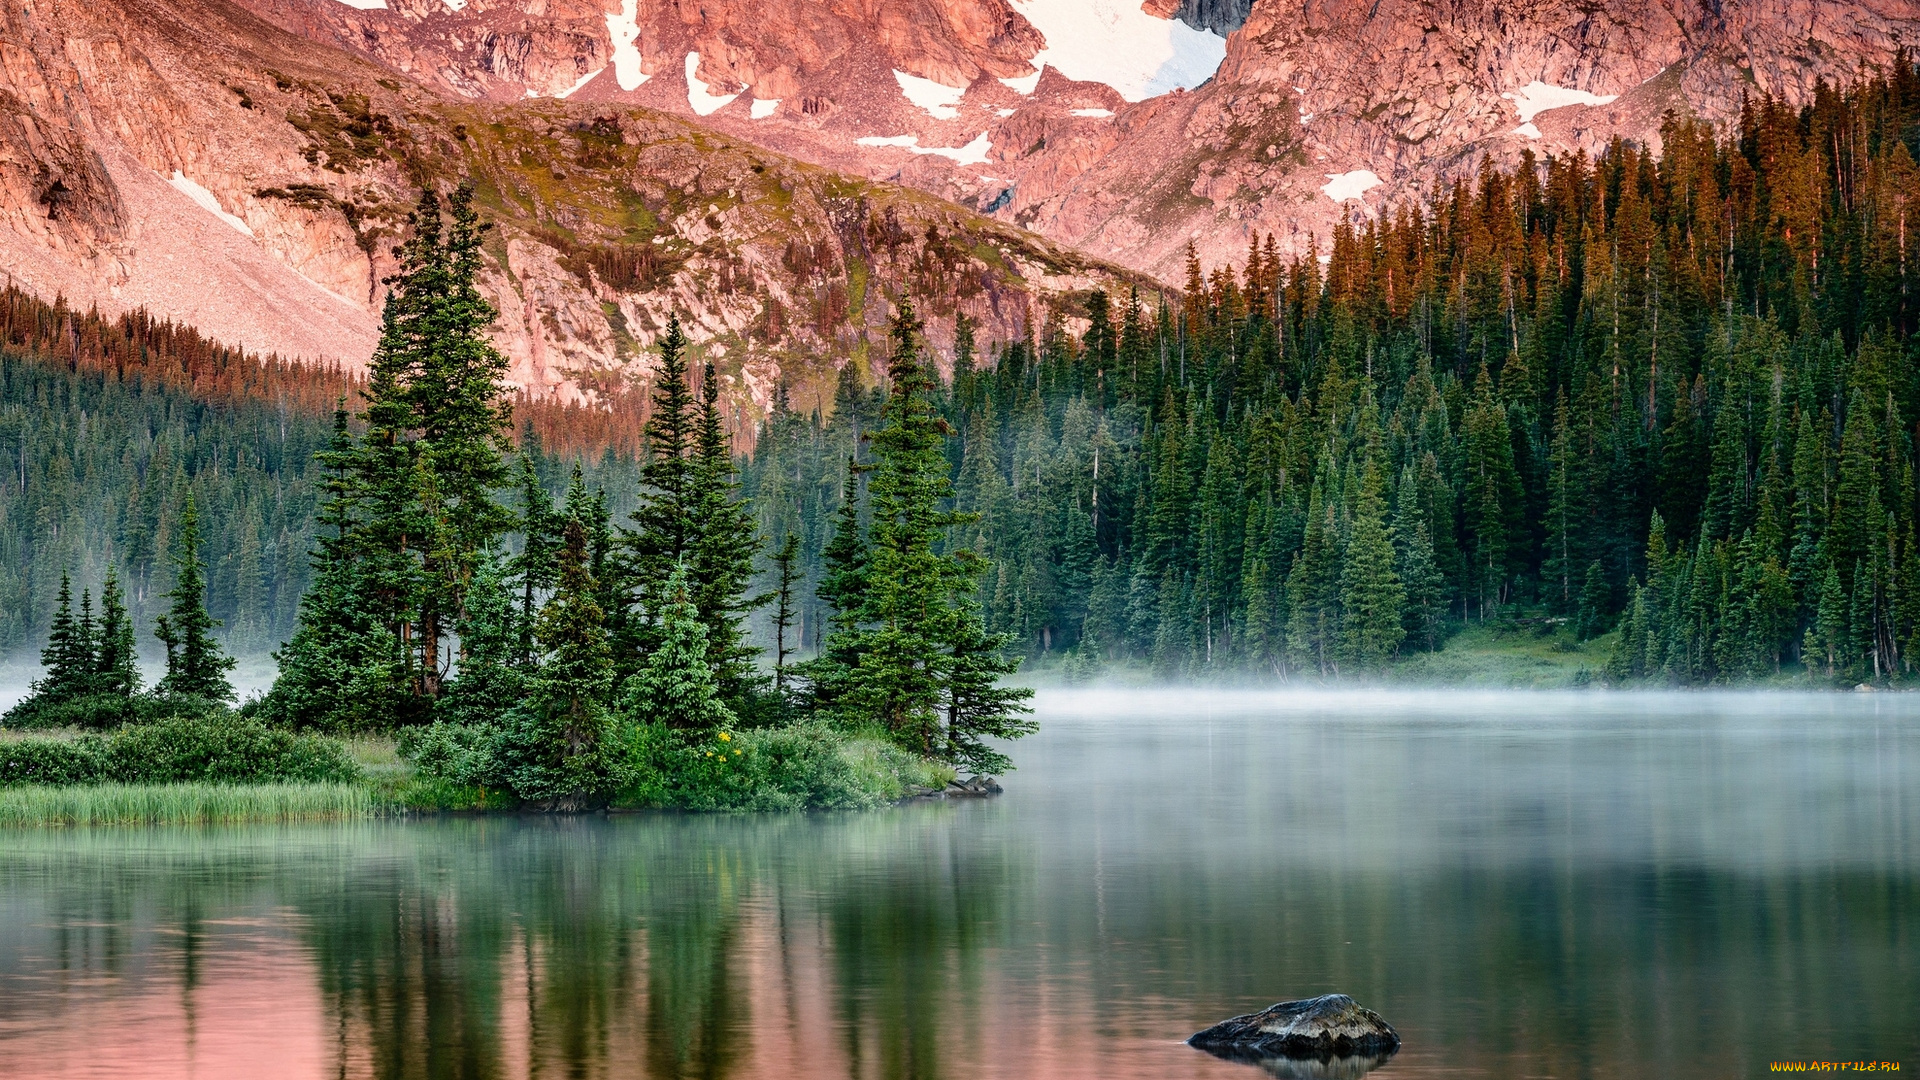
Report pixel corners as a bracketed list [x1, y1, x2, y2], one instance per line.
[4, 68, 1920, 779]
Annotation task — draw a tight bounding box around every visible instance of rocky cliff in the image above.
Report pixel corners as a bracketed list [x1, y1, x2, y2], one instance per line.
[235, 0, 1920, 281]
[0, 0, 1153, 423]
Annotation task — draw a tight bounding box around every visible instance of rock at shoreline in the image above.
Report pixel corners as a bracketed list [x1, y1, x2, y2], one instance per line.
[946, 776, 1002, 797]
[1188, 995, 1400, 1064]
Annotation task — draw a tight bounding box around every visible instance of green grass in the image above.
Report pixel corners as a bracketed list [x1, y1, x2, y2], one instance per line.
[1388, 623, 1613, 687]
[0, 782, 378, 827]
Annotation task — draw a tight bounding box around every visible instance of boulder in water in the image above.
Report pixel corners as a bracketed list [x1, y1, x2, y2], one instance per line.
[1188, 994, 1400, 1060]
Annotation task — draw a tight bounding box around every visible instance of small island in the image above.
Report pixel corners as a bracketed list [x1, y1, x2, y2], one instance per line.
[0, 188, 1034, 823]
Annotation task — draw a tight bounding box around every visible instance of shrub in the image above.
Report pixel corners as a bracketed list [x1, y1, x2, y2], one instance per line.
[402, 718, 954, 812]
[0, 715, 362, 786]
[615, 723, 949, 812]
[4, 692, 203, 731]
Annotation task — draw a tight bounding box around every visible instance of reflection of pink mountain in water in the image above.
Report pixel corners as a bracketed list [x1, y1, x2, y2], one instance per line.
[1, 927, 333, 1079]
[4, 899, 1297, 1079]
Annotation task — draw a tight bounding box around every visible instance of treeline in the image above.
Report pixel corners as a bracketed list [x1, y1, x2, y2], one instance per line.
[0, 287, 648, 656]
[751, 67, 1920, 684]
[10, 68, 1920, 693]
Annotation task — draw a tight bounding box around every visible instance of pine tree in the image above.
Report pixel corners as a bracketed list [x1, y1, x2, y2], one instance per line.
[1543, 398, 1580, 612]
[1576, 561, 1612, 640]
[512, 455, 561, 667]
[93, 569, 140, 700]
[622, 564, 735, 733]
[624, 315, 699, 626]
[40, 573, 90, 700]
[4, 573, 99, 726]
[438, 551, 527, 726]
[1286, 479, 1339, 675]
[809, 301, 1032, 760]
[493, 519, 622, 803]
[813, 301, 956, 750]
[687, 360, 766, 700]
[1337, 463, 1406, 670]
[942, 608, 1034, 775]
[1392, 468, 1446, 652]
[1810, 561, 1848, 676]
[769, 532, 801, 692]
[153, 493, 235, 703]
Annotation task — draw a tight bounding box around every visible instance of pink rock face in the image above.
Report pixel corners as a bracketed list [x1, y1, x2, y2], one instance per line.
[227, 0, 1920, 284]
[0, 0, 1149, 426]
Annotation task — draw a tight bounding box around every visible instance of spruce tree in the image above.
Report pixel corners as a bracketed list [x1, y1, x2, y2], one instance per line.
[1576, 561, 1612, 640]
[40, 573, 90, 701]
[1286, 479, 1338, 675]
[438, 552, 527, 726]
[622, 565, 735, 733]
[4, 574, 97, 725]
[153, 492, 236, 703]
[1392, 467, 1447, 652]
[687, 360, 766, 700]
[492, 518, 621, 803]
[769, 532, 801, 692]
[942, 608, 1034, 775]
[512, 455, 562, 667]
[809, 301, 1032, 760]
[623, 315, 699, 627]
[1337, 464, 1406, 670]
[93, 569, 140, 700]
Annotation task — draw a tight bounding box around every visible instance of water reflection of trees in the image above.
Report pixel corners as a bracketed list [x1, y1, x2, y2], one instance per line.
[2, 815, 1915, 1079]
[285, 810, 1019, 1080]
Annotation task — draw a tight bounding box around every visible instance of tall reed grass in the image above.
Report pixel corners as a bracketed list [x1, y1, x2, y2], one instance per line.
[0, 783, 378, 826]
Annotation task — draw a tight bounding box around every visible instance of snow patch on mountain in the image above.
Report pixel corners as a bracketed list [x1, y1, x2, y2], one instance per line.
[1503, 81, 1617, 124]
[1321, 169, 1382, 202]
[999, 67, 1043, 96]
[686, 53, 738, 116]
[1071, 108, 1114, 118]
[751, 98, 780, 119]
[1512, 121, 1543, 139]
[168, 171, 253, 236]
[1009, 0, 1226, 101]
[856, 132, 993, 166]
[894, 70, 966, 120]
[607, 0, 647, 90]
[329, 0, 386, 9]
[557, 68, 604, 98]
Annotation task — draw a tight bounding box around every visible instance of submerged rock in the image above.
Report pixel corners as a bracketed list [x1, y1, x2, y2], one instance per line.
[1188, 995, 1400, 1061]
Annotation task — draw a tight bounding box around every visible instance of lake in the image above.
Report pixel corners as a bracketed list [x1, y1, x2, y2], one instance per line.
[1, 689, 1915, 1078]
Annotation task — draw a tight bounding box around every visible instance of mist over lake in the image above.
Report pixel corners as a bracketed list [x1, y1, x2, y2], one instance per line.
[2, 689, 1913, 1079]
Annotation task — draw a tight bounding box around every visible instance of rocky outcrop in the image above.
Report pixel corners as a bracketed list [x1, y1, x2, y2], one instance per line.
[225, 0, 1920, 285]
[0, 0, 1153, 427]
[1189, 995, 1401, 1059]
[1013, 0, 1920, 278]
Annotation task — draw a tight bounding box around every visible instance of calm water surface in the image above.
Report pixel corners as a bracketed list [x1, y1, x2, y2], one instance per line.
[0, 690, 1915, 1079]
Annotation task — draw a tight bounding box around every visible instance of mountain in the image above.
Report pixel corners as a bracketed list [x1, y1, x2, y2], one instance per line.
[238, 0, 1920, 279]
[0, 0, 1153, 417]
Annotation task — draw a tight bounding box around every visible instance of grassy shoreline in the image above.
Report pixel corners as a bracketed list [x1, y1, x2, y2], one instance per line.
[0, 782, 377, 827]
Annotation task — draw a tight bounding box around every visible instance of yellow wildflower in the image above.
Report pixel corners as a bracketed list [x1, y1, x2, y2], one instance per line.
[718, 732, 732, 742]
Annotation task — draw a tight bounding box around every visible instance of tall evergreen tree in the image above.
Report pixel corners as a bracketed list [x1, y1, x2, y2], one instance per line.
[769, 532, 802, 692]
[153, 492, 236, 703]
[492, 518, 621, 803]
[1337, 464, 1406, 670]
[687, 360, 766, 700]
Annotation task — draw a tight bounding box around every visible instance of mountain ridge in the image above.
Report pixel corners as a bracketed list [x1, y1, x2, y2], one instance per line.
[0, 0, 1157, 422]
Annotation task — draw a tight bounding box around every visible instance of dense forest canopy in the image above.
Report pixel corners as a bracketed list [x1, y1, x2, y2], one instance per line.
[7, 68, 1920, 689]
